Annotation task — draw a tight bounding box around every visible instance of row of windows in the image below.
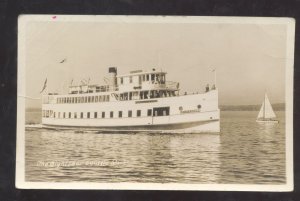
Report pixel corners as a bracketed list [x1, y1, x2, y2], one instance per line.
[55, 90, 176, 104]
[43, 110, 149, 119]
[56, 95, 110, 104]
[119, 73, 166, 85]
[43, 107, 170, 119]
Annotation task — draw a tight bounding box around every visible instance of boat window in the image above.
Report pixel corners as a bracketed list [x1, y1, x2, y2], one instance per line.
[153, 107, 170, 116]
[80, 112, 83, 118]
[84, 97, 87, 103]
[74, 112, 77, 118]
[147, 109, 152, 116]
[119, 111, 122, 118]
[88, 96, 91, 103]
[91, 96, 94, 102]
[95, 96, 98, 102]
[63, 112, 66, 118]
[129, 92, 132, 100]
[110, 111, 113, 118]
[151, 74, 155, 82]
[53, 112, 56, 118]
[128, 110, 132, 117]
[58, 112, 60, 118]
[120, 77, 123, 84]
[137, 110, 141, 117]
[161, 74, 165, 84]
[87, 112, 90, 118]
[107, 95, 110, 101]
[102, 112, 105, 118]
[69, 112, 71, 118]
[150, 91, 154, 99]
[146, 74, 149, 81]
[142, 75, 145, 81]
[94, 112, 97, 118]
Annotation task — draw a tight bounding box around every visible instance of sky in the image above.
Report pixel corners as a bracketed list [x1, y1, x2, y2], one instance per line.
[22, 17, 289, 108]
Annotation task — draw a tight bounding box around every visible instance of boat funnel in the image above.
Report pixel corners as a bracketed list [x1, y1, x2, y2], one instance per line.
[108, 67, 117, 90]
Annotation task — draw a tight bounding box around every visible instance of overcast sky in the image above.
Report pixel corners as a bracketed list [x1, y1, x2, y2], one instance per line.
[23, 17, 288, 108]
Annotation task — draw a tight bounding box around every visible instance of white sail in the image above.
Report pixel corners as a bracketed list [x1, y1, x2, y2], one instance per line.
[264, 94, 276, 118]
[257, 102, 265, 119]
[257, 93, 276, 120]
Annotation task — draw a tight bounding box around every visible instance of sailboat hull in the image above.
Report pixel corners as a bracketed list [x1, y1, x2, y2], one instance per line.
[256, 120, 279, 123]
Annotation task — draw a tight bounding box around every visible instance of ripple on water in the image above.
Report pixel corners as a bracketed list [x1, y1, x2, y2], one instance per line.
[25, 111, 286, 184]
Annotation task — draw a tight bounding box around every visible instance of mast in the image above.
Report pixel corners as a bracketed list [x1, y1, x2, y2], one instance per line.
[263, 93, 266, 119]
[214, 69, 217, 87]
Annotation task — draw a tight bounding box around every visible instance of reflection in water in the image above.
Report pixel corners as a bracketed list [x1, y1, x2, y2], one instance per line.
[219, 111, 285, 184]
[25, 111, 285, 184]
[26, 130, 220, 183]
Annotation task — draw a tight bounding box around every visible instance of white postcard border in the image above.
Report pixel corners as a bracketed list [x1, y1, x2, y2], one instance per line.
[16, 15, 295, 191]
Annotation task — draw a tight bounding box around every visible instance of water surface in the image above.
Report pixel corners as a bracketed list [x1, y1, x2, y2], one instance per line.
[25, 111, 285, 184]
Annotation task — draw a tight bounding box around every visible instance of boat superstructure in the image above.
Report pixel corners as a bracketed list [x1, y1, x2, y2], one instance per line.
[42, 67, 220, 133]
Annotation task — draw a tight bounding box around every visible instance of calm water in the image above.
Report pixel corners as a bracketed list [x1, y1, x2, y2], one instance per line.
[25, 111, 286, 184]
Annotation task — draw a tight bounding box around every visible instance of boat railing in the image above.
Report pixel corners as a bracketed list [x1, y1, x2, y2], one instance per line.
[166, 81, 179, 90]
[69, 85, 119, 94]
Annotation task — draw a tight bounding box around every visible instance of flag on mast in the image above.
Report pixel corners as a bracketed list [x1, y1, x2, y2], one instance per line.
[40, 78, 47, 94]
[211, 68, 217, 87]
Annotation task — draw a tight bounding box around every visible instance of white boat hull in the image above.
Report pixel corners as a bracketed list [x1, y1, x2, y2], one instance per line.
[42, 90, 220, 133]
[42, 119, 220, 133]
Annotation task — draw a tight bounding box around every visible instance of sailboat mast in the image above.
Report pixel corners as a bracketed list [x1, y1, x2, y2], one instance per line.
[263, 94, 266, 119]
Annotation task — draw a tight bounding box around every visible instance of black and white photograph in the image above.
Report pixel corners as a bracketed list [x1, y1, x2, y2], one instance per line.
[16, 15, 294, 191]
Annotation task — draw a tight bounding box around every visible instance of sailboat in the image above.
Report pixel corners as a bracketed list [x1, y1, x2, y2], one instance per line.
[256, 93, 279, 123]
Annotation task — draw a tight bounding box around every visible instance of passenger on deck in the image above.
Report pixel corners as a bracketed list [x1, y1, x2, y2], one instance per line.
[205, 84, 210, 92]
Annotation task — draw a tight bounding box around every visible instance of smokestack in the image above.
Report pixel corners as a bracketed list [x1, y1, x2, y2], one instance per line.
[108, 67, 117, 90]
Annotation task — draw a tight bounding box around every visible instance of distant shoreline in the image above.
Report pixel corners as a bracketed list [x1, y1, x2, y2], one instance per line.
[220, 103, 285, 111]
[26, 103, 285, 112]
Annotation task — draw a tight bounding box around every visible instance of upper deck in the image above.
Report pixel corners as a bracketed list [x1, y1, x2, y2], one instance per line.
[68, 68, 179, 95]
[43, 67, 214, 104]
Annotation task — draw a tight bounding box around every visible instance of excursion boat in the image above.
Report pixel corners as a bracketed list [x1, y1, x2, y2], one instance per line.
[41, 67, 220, 133]
[256, 93, 279, 123]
